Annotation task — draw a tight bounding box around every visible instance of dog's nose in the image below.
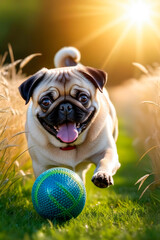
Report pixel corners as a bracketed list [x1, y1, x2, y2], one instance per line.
[59, 103, 73, 115]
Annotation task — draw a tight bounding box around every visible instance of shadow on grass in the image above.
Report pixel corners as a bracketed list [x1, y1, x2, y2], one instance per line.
[0, 178, 53, 240]
[0, 177, 83, 240]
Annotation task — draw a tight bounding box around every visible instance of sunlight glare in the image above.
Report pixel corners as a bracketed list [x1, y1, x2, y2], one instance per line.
[126, 0, 152, 25]
[70, 0, 160, 68]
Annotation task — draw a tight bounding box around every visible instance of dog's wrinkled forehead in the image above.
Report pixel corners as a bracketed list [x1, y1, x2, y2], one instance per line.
[19, 65, 107, 104]
[35, 67, 95, 95]
[43, 67, 88, 88]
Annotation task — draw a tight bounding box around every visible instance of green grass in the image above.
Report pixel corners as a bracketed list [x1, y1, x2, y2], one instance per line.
[0, 125, 160, 240]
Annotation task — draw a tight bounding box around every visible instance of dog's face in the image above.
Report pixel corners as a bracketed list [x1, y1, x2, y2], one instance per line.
[19, 65, 107, 146]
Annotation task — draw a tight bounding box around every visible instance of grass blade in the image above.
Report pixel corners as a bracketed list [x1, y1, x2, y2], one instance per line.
[137, 145, 160, 165]
[3, 60, 22, 72]
[140, 101, 160, 109]
[139, 179, 160, 199]
[133, 62, 149, 74]
[135, 174, 150, 190]
[20, 53, 42, 69]
[10, 131, 26, 139]
[8, 43, 16, 79]
[0, 51, 8, 66]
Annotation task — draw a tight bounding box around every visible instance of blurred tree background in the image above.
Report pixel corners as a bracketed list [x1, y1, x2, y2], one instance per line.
[0, 0, 160, 85]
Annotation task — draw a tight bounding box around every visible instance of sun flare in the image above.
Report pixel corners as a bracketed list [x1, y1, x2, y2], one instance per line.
[126, 0, 152, 25]
[71, 0, 160, 68]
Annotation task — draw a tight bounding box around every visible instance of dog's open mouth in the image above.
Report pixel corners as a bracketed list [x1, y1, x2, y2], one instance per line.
[56, 123, 78, 143]
[39, 121, 87, 143]
[37, 111, 95, 143]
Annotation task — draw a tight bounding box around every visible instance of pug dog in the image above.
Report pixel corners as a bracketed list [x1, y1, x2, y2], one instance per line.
[19, 47, 120, 188]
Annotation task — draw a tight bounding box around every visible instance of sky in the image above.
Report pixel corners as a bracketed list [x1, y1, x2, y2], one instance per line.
[1, 0, 160, 85]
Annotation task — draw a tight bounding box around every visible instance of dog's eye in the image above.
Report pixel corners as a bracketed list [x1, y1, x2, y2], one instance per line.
[78, 94, 89, 104]
[40, 97, 52, 109]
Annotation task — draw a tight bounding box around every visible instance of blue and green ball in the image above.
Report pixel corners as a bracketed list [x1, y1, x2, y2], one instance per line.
[31, 167, 86, 222]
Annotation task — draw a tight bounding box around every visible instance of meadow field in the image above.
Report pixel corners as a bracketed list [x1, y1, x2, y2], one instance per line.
[1, 120, 160, 240]
[0, 57, 160, 240]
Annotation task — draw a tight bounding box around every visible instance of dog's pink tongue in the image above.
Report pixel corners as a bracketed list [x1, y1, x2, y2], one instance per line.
[57, 123, 78, 143]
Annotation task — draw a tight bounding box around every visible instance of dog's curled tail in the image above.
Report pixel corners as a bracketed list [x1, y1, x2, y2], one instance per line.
[54, 47, 81, 68]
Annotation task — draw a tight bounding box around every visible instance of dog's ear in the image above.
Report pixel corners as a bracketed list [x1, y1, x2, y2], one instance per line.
[78, 66, 107, 92]
[19, 68, 47, 104]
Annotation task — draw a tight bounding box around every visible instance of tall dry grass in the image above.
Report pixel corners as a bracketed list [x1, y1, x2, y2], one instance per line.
[111, 63, 160, 197]
[0, 45, 40, 196]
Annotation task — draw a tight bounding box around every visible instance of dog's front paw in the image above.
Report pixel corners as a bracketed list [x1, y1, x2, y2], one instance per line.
[91, 171, 114, 188]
